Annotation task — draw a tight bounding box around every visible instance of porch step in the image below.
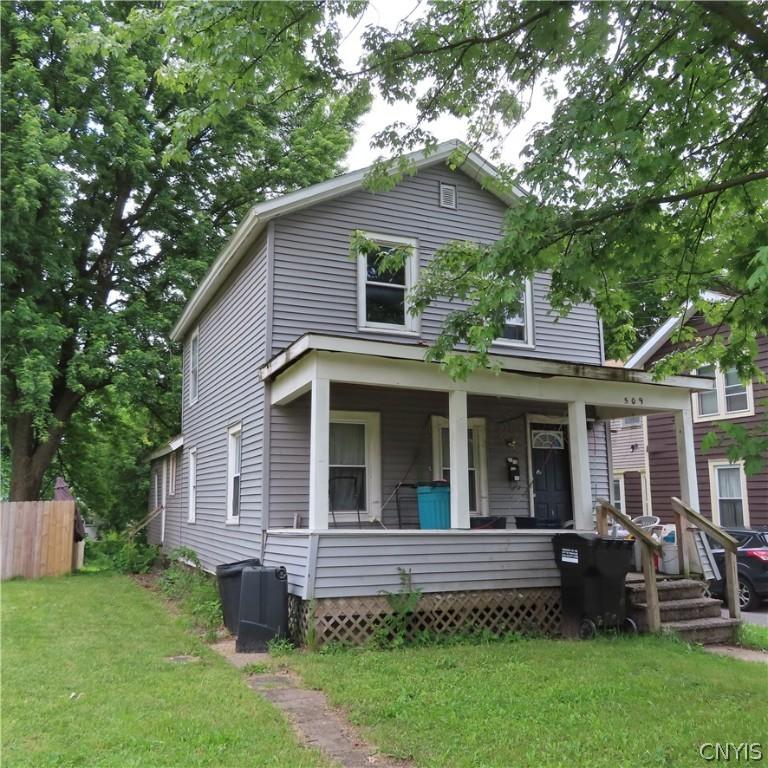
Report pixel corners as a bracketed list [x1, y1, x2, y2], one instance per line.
[631, 597, 722, 629]
[626, 578, 706, 606]
[661, 617, 740, 645]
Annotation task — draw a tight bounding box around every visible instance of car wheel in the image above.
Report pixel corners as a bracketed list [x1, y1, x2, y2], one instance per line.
[738, 578, 759, 612]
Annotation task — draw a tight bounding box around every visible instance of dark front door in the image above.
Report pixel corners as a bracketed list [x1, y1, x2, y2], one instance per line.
[531, 424, 572, 524]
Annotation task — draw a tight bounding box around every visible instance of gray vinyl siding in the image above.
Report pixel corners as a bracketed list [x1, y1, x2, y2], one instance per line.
[147, 460, 162, 545]
[169, 234, 269, 572]
[270, 163, 602, 364]
[146, 451, 183, 548]
[262, 530, 561, 599]
[268, 383, 610, 528]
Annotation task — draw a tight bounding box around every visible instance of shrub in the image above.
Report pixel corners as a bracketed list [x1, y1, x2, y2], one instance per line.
[160, 548, 223, 634]
[84, 532, 158, 574]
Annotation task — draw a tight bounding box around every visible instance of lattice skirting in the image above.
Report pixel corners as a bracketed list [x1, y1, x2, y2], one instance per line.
[288, 588, 561, 647]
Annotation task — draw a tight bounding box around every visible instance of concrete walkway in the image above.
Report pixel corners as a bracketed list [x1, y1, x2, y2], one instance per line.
[211, 639, 411, 768]
[703, 645, 768, 664]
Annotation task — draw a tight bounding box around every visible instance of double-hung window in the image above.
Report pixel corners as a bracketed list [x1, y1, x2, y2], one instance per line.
[190, 329, 200, 404]
[497, 279, 534, 347]
[709, 460, 749, 527]
[431, 416, 489, 515]
[328, 411, 381, 521]
[693, 365, 753, 422]
[357, 233, 419, 334]
[188, 448, 197, 523]
[226, 425, 242, 524]
[613, 475, 625, 512]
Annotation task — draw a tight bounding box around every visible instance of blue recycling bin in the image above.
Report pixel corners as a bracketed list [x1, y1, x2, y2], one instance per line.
[417, 482, 450, 529]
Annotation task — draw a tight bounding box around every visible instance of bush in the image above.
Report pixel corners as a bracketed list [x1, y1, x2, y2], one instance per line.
[160, 548, 223, 634]
[84, 532, 158, 574]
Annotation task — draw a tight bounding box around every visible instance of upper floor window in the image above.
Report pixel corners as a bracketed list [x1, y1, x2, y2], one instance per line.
[190, 328, 200, 404]
[622, 416, 642, 427]
[356, 233, 419, 334]
[496, 279, 534, 348]
[693, 365, 753, 422]
[226, 424, 242, 524]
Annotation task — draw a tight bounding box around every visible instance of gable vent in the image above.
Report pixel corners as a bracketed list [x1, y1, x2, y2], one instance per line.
[439, 183, 457, 209]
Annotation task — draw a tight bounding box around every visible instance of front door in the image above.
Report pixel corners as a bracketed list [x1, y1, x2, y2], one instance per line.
[531, 424, 572, 524]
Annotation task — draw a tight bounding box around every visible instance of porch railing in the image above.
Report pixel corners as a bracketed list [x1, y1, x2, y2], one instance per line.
[596, 499, 663, 632]
[670, 496, 741, 620]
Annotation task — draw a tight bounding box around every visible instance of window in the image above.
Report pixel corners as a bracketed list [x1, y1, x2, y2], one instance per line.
[439, 183, 457, 209]
[622, 416, 642, 427]
[328, 411, 381, 521]
[531, 429, 565, 450]
[709, 460, 749, 527]
[153, 471, 159, 509]
[497, 280, 533, 347]
[431, 416, 488, 514]
[613, 475, 625, 512]
[226, 425, 242, 524]
[188, 449, 197, 523]
[356, 233, 419, 334]
[190, 328, 200, 404]
[693, 365, 753, 422]
[168, 452, 177, 495]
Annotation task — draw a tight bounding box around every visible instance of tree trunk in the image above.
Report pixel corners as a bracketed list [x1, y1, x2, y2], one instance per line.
[7, 392, 82, 501]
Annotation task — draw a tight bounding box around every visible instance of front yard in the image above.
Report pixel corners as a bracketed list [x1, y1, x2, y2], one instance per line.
[3, 573, 766, 768]
[2, 573, 327, 768]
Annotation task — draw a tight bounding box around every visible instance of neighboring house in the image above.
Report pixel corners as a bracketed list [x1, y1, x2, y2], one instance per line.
[626, 310, 767, 529]
[147, 140, 711, 643]
[609, 416, 652, 517]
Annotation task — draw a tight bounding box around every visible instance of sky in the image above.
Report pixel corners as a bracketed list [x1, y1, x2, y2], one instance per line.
[337, 0, 560, 172]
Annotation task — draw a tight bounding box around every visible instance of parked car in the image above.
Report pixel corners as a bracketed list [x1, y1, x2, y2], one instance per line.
[708, 528, 768, 611]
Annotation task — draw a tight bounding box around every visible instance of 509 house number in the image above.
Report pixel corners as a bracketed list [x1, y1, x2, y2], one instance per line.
[623, 396, 644, 405]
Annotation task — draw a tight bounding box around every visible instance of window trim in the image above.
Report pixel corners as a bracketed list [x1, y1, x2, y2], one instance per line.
[226, 424, 242, 525]
[168, 451, 177, 496]
[430, 416, 489, 515]
[612, 473, 625, 512]
[189, 327, 200, 405]
[494, 279, 535, 349]
[356, 231, 420, 335]
[708, 459, 750, 528]
[329, 410, 382, 522]
[188, 448, 197, 524]
[692, 366, 754, 423]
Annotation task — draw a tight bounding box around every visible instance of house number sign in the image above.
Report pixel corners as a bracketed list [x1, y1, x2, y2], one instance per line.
[623, 396, 644, 405]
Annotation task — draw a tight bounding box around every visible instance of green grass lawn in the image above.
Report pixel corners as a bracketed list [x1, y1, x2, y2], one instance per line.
[290, 636, 768, 768]
[738, 622, 768, 651]
[2, 573, 327, 768]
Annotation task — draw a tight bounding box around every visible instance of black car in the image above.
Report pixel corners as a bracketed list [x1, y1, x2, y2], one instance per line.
[708, 528, 768, 611]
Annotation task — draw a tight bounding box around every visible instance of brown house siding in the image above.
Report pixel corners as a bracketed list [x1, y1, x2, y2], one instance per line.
[623, 471, 645, 518]
[645, 315, 768, 527]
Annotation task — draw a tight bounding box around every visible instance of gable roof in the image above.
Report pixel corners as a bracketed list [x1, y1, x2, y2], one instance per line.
[170, 140, 523, 342]
[625, 290, 731, 369]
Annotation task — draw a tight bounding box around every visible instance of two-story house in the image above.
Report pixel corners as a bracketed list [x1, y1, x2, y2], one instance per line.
[146, 140, 712, 644]
[626, 306, 767, 531]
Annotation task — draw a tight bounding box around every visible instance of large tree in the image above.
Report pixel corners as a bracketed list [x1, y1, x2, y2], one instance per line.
[355, 1, 767, 383]
[2, 1, 368, 501]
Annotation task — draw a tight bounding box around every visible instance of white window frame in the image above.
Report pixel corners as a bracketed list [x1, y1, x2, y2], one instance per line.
[708, 459, 750, 528]
[188, 448, 197, 523]
[226, 424, 242, 525]
[356, 232, 420, 336]
[168, 451, 177, 496]
[692, 366, 754, 423]
[495, 279, 534, 349]
[153, 471, 159, 509]
[612, 473, 625, 512]
[329, 411, 382, 522]
[431, 416, 489, 515]
[189, 327, 200, 405]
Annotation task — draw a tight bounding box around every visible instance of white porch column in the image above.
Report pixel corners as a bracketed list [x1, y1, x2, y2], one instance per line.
[308, 377, 330, 530]
[448, 389, 471, 529]
[568, 400, 593, 530]
[674, 405, 700, 509]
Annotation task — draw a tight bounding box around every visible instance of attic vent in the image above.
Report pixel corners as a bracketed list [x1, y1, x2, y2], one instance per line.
[439, 183, 457, 209]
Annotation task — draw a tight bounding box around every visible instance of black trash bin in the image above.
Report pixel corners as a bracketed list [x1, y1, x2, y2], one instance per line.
[553, 533, 634, 639]
[236, 566, 289, 652]
[215, 558, 261, 634]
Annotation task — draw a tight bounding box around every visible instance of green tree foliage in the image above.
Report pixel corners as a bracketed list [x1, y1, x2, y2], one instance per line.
[2, 1, 368, 506]
[356, 1, 767, 381]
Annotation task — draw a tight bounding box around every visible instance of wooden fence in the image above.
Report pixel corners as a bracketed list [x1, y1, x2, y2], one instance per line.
[1, 501, 76, 580]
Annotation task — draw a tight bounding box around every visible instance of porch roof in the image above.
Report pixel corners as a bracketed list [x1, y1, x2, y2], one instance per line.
[260, 333, 711, 393]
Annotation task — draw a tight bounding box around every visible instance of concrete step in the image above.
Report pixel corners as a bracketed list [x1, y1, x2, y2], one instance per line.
[627, 578, 706, 605]
[661, 617, 740, 645]
[631, 597, 723, 629]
